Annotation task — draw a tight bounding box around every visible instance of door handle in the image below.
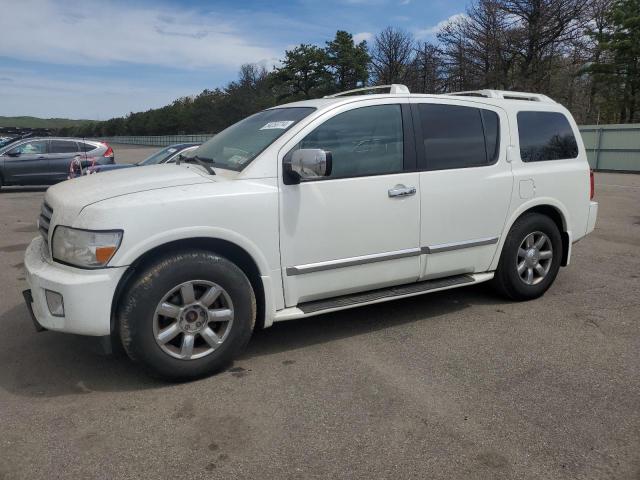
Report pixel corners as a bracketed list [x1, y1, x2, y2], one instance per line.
[388, 184, 417, 198]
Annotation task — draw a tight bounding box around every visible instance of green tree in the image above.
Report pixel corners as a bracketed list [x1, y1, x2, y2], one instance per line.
[273, 44, 331, 100]
[325, 30, 370, 92]
[589, 0, 640, 122]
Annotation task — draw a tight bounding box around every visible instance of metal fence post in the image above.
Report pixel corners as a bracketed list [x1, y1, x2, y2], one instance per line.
[595, 128, 603, 170]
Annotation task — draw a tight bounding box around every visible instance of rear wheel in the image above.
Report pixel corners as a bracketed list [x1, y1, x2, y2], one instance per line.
[118, 250, 256, 380]
[493, 213, 562, 301]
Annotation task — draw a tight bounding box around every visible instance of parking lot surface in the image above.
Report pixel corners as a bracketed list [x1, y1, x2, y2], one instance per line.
[0, 162, 638, 479]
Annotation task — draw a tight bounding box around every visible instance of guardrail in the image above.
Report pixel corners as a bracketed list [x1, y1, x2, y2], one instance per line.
[101, 124, 640, 172]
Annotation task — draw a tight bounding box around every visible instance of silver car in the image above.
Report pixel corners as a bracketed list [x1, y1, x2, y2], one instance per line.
[0, 138, 115, 189]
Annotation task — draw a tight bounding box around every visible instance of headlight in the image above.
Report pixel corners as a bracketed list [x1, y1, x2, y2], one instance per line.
[52, 226, 123, 268]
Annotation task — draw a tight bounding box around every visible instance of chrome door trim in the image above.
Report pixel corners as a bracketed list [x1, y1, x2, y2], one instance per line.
[422, 236, 499, 254]
[286, 248, 421, 276]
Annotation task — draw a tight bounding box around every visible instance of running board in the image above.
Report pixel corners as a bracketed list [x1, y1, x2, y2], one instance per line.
[272, 273, 493, 323]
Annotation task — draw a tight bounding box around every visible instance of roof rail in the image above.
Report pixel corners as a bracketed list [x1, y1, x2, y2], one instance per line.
[324, 84, 410, 98]
[445, 90, 556, 103]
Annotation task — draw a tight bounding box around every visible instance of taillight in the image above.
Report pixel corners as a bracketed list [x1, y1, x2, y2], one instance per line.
[101, 142, 113, 157]
[590, 169, 595, 200]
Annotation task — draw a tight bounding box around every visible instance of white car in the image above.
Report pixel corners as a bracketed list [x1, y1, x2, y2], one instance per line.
[23, 85, 598, 380]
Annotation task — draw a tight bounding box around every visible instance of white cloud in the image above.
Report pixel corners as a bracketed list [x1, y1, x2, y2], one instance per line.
[353, 32, 374, 44]
[0, 0, 279, 69]
[414, 13, 468, 39]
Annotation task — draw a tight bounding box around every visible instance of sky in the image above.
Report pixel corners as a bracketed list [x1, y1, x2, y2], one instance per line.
[0, 0, 467, 120]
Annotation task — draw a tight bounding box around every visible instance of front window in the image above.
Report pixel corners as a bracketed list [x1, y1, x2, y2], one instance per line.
[9, 140, 48, 155]
[193, 107, 315, 171]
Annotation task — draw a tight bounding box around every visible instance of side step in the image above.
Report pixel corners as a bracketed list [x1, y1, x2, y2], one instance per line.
[298, 274, 475, 314]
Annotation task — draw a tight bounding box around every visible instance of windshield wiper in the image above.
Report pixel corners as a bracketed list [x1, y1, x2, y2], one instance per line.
[176, 154, 216, 175]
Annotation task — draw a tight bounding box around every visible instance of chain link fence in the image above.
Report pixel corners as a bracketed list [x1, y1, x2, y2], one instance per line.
[102, 134, 214, 147]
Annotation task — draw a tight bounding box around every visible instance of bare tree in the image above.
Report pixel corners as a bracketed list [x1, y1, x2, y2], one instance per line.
[370, 27, 415, 85]
[501, 0, 589, 91]
[410, 42, 446, 93]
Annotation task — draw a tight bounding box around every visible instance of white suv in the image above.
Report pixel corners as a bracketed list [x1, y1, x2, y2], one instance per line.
[23, 85, 598, 380]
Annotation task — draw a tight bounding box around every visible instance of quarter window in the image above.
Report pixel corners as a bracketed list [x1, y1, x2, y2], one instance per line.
[517, 111, 578, 162]
[295, 104, 404, 178]
[417, 104, 500, 170]
[50, 140, 79, 154]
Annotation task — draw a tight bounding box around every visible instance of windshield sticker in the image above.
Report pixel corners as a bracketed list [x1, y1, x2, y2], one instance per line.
[227, 154, 248, 165]
[167, 148, 177, 153]
[260, 121, 295, 130]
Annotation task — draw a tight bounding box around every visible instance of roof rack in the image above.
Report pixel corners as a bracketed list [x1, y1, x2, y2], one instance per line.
[324, 84, 410, 98]
[445, 90, 556, 104]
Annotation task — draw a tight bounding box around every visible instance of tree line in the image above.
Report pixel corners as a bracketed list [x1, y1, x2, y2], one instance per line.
[59, 0, 639, 138]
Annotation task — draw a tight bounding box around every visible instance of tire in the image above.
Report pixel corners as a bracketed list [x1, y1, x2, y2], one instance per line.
[118, 250, 256, 381]
[492, 213, 563, 301]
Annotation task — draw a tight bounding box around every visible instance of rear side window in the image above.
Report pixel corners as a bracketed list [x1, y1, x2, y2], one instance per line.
[77, 142, 98, 152]
[417, 104, 500, 170]
[50, 140, 79, 154]
[517, 111, 578, 162]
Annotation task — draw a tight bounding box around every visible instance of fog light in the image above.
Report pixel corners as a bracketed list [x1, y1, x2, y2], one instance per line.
[45, 290, 65, 317]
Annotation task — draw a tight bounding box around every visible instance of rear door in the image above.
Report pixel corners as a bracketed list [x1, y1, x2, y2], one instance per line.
[48, 139, 81, 182]
[1, 140, 50, 185]
[411, 99, 513, 279]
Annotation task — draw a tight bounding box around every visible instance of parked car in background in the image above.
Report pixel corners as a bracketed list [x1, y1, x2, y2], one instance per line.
[23, 85, 598, 380]
[0, 138, 114, 189]
[86, 143, 199, 174]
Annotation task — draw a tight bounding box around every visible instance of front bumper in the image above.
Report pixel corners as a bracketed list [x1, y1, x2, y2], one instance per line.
[23, 236, 127, 336]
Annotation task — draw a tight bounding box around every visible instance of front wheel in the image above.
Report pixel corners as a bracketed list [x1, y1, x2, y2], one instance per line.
[118, 250, 256, 380]
[493, 213, 563, 301]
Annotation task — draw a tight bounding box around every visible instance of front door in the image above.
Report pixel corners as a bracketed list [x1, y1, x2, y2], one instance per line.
[410, 99, 513, 279]
[1, 140, 50, 185]
[279, 100, 421, 306]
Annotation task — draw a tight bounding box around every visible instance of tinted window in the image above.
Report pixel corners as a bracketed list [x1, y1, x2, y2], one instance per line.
[295, 105, 403, 178]
[50, 140, 79, 154]
[77, 142, 98, 152]
[418, 104, 499, 170]
[9, 140, 48, 155]
[517, 111, 578, 162]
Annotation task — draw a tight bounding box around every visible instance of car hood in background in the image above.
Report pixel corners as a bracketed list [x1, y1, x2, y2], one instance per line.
[89, 163, 137, 173]
[46, 164, 218, 220]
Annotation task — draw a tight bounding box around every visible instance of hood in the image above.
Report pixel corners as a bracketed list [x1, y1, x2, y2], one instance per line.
[46, 164, 216, 221]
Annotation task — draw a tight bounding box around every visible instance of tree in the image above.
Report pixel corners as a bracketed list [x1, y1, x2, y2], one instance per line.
[273, 44, 331, 100]
[410, 42, 445, 93]
[370, 27, 415, 84]
[325, 30, 370, 92]
[588, 0, 640, 123]
[501, 0, 588, 91]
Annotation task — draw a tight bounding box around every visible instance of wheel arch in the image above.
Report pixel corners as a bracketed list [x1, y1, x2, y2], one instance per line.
[492, 199, 571, 270]
[111, 237, 269, 337]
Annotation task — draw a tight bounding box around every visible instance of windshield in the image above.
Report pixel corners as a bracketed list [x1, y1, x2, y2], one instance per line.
[139, 145, 183, 166]
[192, 107, 315, 171]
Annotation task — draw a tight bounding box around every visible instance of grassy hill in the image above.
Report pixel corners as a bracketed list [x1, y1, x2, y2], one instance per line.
[0, 116, 94, 129]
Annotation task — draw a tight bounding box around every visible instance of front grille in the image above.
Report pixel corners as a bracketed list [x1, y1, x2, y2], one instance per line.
[39, 202, 53, 245]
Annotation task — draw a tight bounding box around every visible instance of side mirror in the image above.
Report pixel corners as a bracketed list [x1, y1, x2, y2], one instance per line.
[6, 151, 20, 157]
[284, 149, 332, 183]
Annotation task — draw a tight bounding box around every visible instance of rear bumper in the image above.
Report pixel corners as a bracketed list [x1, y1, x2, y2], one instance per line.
[23, 236, 127, 336]
[586, 201, 598, 235]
